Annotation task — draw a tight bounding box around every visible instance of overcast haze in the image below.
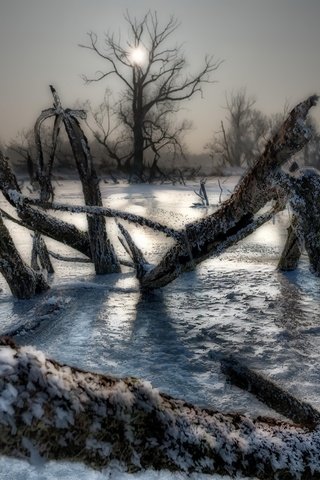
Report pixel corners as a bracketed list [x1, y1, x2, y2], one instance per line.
[1, 0, 320, 153]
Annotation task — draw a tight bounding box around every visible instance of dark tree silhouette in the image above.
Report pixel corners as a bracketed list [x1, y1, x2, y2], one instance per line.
[81, 11, 221, 180]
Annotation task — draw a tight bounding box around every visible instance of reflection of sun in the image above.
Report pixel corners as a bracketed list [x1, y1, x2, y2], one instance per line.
[130, 47, 146, 65]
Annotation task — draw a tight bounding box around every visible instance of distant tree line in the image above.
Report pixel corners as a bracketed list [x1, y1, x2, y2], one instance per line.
[4, 89, 320, 180]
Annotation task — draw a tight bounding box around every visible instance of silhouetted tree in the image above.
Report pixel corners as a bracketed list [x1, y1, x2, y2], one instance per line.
[81, 11, 221, 180]
[206, 88, 269, 169]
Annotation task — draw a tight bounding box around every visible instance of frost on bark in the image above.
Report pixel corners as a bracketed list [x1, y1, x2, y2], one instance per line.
[0, 220, 48, 299]
[0, 339, 320, 479]
[141, 95, 318, 289]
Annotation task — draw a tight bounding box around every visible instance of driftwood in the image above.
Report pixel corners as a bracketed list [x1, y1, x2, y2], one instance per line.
[0, 339, 320, 479]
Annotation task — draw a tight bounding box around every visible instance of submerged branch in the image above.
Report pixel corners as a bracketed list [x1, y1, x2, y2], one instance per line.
[221, 357, 320, 428]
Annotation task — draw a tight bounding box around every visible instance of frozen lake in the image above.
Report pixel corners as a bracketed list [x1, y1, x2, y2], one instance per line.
[0, 178, 320, 479]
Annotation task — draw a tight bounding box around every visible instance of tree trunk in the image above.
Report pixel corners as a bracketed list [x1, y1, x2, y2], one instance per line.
[289, 168, 320, 275]
[141, 95, 318, 289]
[0, 219, 49, 299]
[277, 216, 301, 271]
[132, 121, 144, 181]
[31, 232, 54, 274]
[62, 114, 120, 274]
[0, 339, 320, 479]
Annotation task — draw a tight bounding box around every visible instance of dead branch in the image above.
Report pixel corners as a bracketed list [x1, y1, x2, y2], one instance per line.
[117, 223, 148, 278]
[221, 357, 320, 428]
[13, 194, 181, 240]
[287, 167, 320, 275]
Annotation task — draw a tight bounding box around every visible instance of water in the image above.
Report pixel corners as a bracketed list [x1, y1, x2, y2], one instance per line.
[0, 178, 319, 479]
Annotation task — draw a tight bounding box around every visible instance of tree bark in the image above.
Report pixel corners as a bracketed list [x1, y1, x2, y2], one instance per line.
[288, 167, 320, 275]
[141, 95, 318, 289]
[277, 215, 302, 271]
[31, 232, 55, 274]
[0, 219, 49, 299]
[0, 338, 320, 479]
[62, 112, 121, 274]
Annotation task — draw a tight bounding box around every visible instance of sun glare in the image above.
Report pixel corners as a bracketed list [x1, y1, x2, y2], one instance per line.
[130, 47, 146, 66]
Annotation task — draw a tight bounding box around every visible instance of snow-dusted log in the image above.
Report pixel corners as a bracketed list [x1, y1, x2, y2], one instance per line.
[0, 219, 49, 299]
[221, 357, 320, 428]
[141, 95, 318, 289]
[288, 168, 320, 275]
[278, 215, 301, 271]
[0, 152, 92, 259]
[1, 339, 320, 479]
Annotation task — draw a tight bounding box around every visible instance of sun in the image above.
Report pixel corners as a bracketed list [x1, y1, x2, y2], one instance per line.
[129, 47, 147, 66]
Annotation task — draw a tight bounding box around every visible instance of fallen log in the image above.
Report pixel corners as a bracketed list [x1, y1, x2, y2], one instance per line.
[1, 339, 320, 478]
[140, 95, 318, 289]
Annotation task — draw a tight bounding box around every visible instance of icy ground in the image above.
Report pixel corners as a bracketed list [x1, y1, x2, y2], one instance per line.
[0, 178, 320, 479]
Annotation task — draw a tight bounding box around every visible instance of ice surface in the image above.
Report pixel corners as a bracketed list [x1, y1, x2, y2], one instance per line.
[0, 179, 320, 479]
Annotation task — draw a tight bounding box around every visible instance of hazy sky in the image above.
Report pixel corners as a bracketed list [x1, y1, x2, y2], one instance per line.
[1, 0, 320, 153]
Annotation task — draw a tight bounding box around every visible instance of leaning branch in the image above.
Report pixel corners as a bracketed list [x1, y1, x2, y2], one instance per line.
[16, 195, 181, 240]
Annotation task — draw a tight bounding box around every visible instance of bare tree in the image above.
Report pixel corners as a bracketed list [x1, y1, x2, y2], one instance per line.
[206, 88, 269, 169]
[80, 11, 221, 180]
